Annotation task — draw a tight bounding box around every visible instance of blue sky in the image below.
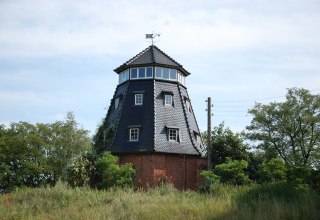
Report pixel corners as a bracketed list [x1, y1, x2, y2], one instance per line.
[1, 0, 320, 135]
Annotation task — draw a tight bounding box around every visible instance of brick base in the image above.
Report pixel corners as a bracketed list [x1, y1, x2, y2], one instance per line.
[116, 153, 207, 190]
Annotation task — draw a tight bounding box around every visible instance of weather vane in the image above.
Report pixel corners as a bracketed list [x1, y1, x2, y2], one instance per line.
[145, 32, 161, 45]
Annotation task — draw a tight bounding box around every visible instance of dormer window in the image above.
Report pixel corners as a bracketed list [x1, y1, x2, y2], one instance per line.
[129, 128, 139, 141]
[135, 94, 143, 105]
[166, 125, 180, 142]
[185, 97, 192, 113]
[165, 94, 173, 106]
[114, 97, 120, 109]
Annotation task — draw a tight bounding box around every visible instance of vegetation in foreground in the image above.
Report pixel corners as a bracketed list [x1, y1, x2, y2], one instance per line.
[1, 181, 319, 220]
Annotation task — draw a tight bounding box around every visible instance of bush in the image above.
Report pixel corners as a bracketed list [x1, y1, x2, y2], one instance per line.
[213, 158, 250, 185]
[95, 152, 135, 189]
[199, 170, 220, 193]
[66, 152, 96, 187]
[260, 158, 287, 183]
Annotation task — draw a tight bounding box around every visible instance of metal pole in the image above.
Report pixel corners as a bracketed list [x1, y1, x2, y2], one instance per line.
[207, 97, 213, 170]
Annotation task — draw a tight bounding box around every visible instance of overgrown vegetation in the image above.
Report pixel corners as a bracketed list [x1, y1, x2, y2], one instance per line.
[0, 182, 318, 220]
[0, 87, 319, 219]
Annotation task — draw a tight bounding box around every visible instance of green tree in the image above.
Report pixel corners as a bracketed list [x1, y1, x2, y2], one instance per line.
[44, 112, 92, 183]
[205, 122, 248, 166]
[95, 152, 135, 189]
[0, 122, 49, 193]
[246, 88, 320, 168]
[213, 158, 250, 185]
[0, 112, 91, 193]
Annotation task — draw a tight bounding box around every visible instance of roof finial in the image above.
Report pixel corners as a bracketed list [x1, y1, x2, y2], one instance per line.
[146, 32, 161, 45]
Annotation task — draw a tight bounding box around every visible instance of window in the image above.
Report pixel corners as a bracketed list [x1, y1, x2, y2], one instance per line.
[135, 94, 143, 105]
[119, 69, 129, 84]
[146, 67, 153, 78]
[130, 68, 138, 79]
[129, 128, 139, 141]
[169, 69, 177, 80]
[185, 99, 192, 112]
[163, 68, 169, 79]
[168, 129, 178, 141]
[156, 67, 162, 78]
[138, 68, 145, 78]
[114, 97, 120, 109]
[155, 67, 178, 81]
[165, 94, 173, 106]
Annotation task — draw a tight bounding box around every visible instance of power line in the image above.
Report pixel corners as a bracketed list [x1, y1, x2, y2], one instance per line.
[213, 88, 320, 103]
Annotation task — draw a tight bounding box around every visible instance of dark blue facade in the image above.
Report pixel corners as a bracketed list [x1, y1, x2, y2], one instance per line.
[104, 45, 205, 157]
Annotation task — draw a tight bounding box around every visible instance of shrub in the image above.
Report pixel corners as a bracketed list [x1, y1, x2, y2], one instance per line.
[261, 157, 287, 183]
[66, 152, 96, 187]
[95, 152, 135, 189]
[213, 158, 250, 185]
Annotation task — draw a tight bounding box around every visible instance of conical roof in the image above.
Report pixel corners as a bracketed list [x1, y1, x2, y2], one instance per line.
[114, 45, 190, 76]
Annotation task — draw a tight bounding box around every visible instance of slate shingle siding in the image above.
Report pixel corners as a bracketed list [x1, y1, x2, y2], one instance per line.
[154, 81, 199, 155]
[106, 45, 205, 156]
[110, 80, 154, 153]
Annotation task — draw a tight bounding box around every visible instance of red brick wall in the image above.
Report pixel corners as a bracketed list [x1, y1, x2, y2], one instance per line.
[117, 153, 207, 190]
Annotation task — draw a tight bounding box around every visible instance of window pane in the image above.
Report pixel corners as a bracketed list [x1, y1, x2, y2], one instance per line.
[146, 67, 153, 78]
[163, 68, 169, 79]
[124, 70, 129, 81]
[169, 69, 177, 80]
[131, 68, 138, 79]
[138, 68, 145, 78]
[155, 67, 162, 78]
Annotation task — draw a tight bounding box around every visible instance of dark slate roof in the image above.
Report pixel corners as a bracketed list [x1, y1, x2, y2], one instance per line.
[114, 45, 190, 76]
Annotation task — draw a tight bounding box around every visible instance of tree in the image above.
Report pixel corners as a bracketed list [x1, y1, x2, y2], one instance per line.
[44, 112, 92, 183]
[0, 112, 91, 193]
[205, 122, 248, 166]
[0, 122, 49, 193]
[246, 88, 320, 168]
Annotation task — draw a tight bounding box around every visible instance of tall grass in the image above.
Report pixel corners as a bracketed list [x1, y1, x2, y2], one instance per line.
[1, 181, 319, 220]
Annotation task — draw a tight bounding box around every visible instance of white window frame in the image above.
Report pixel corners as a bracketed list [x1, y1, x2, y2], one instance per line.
[168, 129, 178, 142]
[135, 94, 143, 105]
[129, 128, 139, 141]
[164, 94, 173, 106]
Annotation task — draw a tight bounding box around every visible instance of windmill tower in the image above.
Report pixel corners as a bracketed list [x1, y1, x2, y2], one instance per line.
[98, 44, 207, 190]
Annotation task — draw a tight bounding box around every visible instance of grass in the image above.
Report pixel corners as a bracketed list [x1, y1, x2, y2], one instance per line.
[0, 182, 319, 220]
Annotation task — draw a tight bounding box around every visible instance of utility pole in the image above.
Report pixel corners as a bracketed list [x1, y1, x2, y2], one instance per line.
[206, 97, 213, 170]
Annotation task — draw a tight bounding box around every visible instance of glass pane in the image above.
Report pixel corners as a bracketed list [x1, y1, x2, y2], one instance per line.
[138, 68, 145, 78]
[163, 68, 169, 79]
[131, 68, 137, 79]
[170, 69, 177, 80]
[124, 70, 129, 80]
[155, 67, 162, 78]
[146, 67, 153, 77]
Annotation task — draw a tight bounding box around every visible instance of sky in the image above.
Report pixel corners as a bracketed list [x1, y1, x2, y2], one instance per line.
[1, 0, 320, 136]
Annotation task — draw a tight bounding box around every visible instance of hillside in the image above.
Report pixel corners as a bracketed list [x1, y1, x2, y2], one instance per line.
[1, 182, 319, 220]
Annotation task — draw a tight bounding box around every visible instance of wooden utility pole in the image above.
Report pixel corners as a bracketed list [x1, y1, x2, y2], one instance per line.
[207, 97, 213, 170]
